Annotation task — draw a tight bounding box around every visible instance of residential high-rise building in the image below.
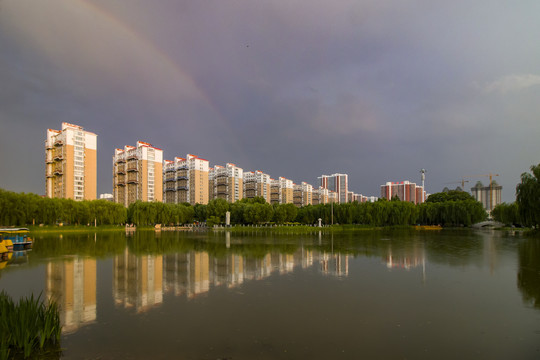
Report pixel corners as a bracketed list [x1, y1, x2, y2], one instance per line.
[293, 182, 313, 207]
[209, 163, 243, 203]
[270, 178, 282, 205]
[380, 181, 425, 204]
[328, 191, 339, 203]
[45, 123, 97, 200]
[280, 177, 294, 204]
[113, 141, 163, 207]
[312, 187, 329, 205]
[243, 170, 271, 203]
[269, 177, 294, 204]
[164, 154, 209, 205]
[319, 173, 348, 203]
[470, 181, 502, 213]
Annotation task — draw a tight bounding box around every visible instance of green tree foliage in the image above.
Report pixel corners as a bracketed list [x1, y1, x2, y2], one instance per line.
[127, 201, 194, 226]
[0, 189, 127, 226]
[416, 200, 485, 226]
[491, 202, 520, 226]
[193, 204, 207, 222]
[426, 190, 475, 203]
[516, 164, 540, 228]
[206, 199, 230, 223]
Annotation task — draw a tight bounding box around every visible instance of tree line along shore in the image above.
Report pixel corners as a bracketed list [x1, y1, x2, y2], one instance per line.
[0, 188, 485, 228]
[1, 163, 538, 230]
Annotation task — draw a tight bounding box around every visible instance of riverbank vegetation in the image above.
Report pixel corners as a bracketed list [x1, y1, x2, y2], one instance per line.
[0, 291, 61, 359]
[1, 189, 486, 228]
[490, 163, 540, 232]
[0, 189, 126, 226]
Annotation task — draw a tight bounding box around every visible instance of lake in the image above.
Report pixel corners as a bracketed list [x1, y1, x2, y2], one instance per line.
[1, 229, 539, 359]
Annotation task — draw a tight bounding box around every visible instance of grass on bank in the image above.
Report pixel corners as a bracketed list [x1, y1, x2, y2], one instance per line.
[221, 224, 404, 233]
[0, 291, 61, 359]
[28, 224, 126, 234]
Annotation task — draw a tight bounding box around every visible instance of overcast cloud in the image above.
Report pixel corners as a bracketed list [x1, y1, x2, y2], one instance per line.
[1, 0, 539, 202]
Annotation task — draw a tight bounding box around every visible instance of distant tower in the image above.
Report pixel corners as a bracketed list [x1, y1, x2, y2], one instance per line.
[420, 169, 426, 202]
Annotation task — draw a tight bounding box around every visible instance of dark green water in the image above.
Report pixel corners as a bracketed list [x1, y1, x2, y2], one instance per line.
[1, 229, 539, 359]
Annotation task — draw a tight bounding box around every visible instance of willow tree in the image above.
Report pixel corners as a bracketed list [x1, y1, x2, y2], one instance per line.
[516, 163, 540, 228]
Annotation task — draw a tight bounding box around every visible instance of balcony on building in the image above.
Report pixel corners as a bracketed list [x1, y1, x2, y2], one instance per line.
[53, 153, 63, 161]
[53, 139, 63, 146]
[177, 186, 188, 191]
[127, 154, 138, 161]
[244, 183, 256, 190]
[165, 176, 176, 182]
[165, 167, 175, 173]
[216, 177, 228, 185]
[127, 179, 138, 184]
[116, 156, 126, 164]
[176, 176, 188, 181]
[127, 163, 138, 172]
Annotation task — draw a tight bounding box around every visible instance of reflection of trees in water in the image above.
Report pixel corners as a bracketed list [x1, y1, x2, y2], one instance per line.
[517, 239, 540, 309]
[30, 229, 491, 270]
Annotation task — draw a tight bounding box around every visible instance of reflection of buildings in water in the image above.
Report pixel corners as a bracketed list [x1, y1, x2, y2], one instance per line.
[161, 248, 339, 300]
[384, 245, 425, 271]
[279, 254, 295, 274]
[383, 244, 427, 283]
[212, 254, 244, 288]
[163, 252, 211, 298]
[45, 257, 96, 334]
[296, 248, 314, 269]
[319, 253, 349, 277]
[113, 249, 163, 313]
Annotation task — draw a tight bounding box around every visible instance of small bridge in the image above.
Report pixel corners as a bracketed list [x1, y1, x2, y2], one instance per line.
[471, 220, 505, 229]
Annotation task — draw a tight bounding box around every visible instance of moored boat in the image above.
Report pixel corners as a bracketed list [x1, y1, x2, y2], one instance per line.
[0, 228, 33, 251]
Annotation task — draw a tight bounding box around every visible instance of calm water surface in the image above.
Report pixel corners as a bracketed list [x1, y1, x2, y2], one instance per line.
[1, 229, 539, 359]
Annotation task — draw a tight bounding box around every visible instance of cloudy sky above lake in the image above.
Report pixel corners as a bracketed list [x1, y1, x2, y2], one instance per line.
[1, 0, 539, 202]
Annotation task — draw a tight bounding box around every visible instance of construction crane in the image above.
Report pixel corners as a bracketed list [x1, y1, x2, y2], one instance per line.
[444, 179, 470, 189]
[463, 173, 500, 211]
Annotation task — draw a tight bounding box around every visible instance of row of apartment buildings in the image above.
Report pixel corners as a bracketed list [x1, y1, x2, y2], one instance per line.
[44, 123, 405, 207]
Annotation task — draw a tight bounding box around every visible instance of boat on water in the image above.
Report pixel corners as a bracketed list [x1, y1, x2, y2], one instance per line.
[0, 228, 33, 251]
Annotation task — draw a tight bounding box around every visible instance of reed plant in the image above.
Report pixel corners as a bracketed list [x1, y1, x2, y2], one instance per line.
[0, 291, 61, 359]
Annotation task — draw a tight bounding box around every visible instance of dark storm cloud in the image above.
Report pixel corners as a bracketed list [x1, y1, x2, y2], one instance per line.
[1, 0, 539, 201]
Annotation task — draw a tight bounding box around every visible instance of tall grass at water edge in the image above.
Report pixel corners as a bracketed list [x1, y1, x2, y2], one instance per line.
[0, 291, 61, 359]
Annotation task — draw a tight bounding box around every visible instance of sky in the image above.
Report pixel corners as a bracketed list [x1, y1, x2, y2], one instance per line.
[1, 0, 539, 203]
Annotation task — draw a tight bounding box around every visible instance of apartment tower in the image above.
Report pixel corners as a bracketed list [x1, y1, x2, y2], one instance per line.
[319, 173, 348, 203]
[293, 182, 313, 207]
[209, 163, 243, 203]
[45, 123, 97, 200]
[470, 181, 502, 213]
[164, 154, 209, 205]
[113, 141, 163, 207]
[280, 177, 294, 204]
[243, 170, 271, 203]
[380, 181, 425, 204]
